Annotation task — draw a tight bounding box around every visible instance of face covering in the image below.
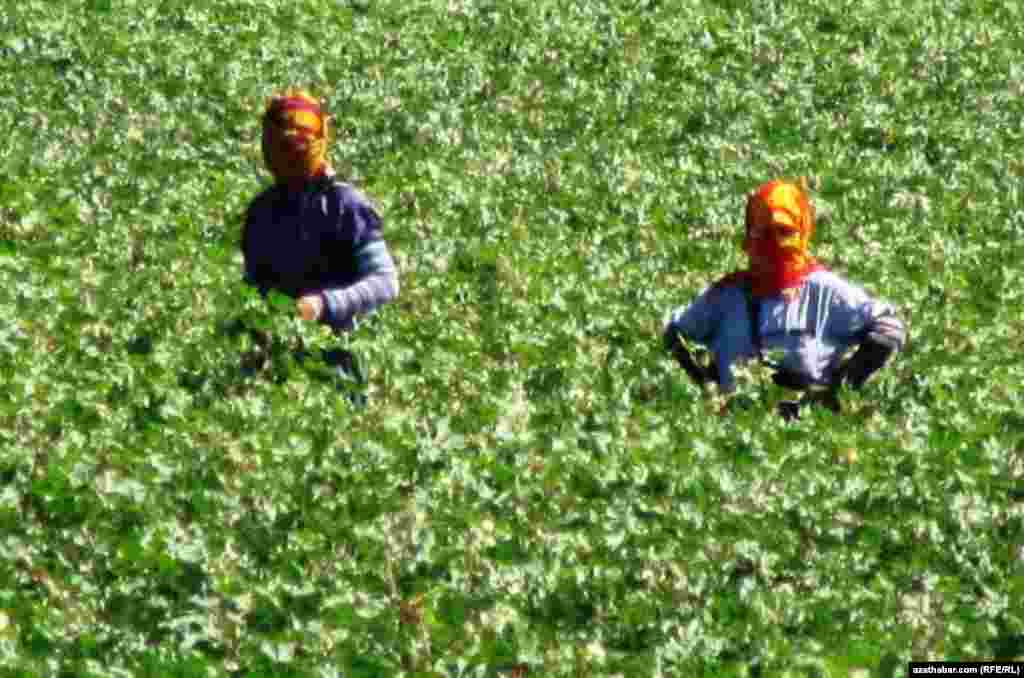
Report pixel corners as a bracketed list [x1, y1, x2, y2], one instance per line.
[261, 90, 329, 188]
[742, 180, 822, 297]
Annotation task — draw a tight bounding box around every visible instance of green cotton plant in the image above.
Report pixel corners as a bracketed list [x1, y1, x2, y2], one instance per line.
[1, 0, 1024, 675]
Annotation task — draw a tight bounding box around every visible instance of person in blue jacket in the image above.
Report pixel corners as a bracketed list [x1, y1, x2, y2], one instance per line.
[241, 88, 399, 399]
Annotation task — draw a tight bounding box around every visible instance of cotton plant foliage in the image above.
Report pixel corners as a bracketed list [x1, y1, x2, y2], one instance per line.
[1, 0, 1023, 676]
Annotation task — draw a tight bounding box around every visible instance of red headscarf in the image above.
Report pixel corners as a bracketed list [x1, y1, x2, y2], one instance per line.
[719, 180, 824, 297]
[261, 89, 330, 189]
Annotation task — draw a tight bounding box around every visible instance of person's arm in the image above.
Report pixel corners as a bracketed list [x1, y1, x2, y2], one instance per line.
[298, 189, 399, 328]
[773, 276, 905, 419]
[241, 205, 270, 298]
[318, 239, 399, 327]
[818, 274, 906, 391]
[664, 330, 716, 388]
[834, 307, 905, 389]
[663, 285, 722, 389]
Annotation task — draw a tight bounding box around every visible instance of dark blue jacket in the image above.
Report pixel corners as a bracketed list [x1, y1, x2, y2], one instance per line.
[242, 176, 398, 330]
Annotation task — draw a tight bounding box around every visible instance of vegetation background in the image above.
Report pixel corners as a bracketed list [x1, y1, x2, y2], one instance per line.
[1, 0, 1023, 675]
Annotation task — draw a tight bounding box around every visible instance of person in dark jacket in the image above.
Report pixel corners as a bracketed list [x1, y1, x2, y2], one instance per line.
[241, 88, 398, 399]
[663, 179, 905, 418]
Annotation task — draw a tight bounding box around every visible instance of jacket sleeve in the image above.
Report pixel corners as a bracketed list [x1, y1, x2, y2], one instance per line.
[837, 302, 906, 388]
[663, 285, 724, 387]
[862, 305, 906, 352]
[241, 205, 269, 297]
[821, 276, 907, 388]
[664, 284, 721, 347]
[320, 190, 399, 329]
[320, 241, 400, 329]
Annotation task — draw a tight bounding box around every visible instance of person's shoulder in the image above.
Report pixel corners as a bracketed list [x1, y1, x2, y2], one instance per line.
[318, 179, 384, 245]
[696, 272, 749, 309]
[804, 269, 872, 304]
[321, 179, 377, 212]
[245, 184, 279, 216]
[709, 272, 753, 303]
[242, 185, 280, 237]
[712, 271, 751, 292]
[805, 269, 846, 288]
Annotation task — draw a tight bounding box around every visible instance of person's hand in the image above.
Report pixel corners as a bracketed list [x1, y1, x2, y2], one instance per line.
[297, 294, 324, 322]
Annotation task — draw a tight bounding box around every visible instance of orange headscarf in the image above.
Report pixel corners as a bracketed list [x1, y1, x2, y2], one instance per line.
[725, 180, 823, 297]
[262, 89, 330, 188]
